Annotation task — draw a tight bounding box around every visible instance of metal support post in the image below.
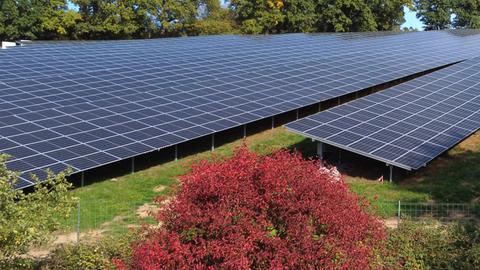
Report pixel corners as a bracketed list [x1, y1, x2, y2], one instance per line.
[296, 109, 299, 120]
[243, 124, 247, 138]
[80, 172, 84, 187]
[389, 165, 393, 182]
[316, 141, 324, 160]
[318, 102, 322, 112]
[211, 134, 215, 151]
[131, 157, 135, 174]
[174, 145, 178, 161]
[271, 116, 275, 129]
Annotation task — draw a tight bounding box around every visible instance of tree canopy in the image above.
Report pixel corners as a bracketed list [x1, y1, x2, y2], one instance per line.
[414, 0, 480, 30]
[3, 0, 480, 40]
[0, 0, 413, 41]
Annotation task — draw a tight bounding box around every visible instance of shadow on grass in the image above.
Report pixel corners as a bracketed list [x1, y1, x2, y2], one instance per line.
[404, 149, 480, 203]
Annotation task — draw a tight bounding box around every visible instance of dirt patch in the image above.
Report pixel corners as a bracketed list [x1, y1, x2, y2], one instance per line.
[154, 184, 167, 193]
[456, 131, 480, 153]
[383, 218, 399, 229]
[137, 203, 160, 218]
[28, 229, 106, 259]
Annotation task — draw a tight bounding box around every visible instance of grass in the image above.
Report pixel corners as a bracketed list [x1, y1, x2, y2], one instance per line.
[63, 126, 480, 235]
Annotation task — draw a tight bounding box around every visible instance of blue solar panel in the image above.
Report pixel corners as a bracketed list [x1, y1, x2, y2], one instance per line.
[286, 56, 480, 170]
[4, 30, 480, 188]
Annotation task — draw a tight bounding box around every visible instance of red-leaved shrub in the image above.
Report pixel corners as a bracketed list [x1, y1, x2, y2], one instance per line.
[131, 148, 386, 269]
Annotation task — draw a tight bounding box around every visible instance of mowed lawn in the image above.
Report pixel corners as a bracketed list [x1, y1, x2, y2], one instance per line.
[67, 127, 480, 232]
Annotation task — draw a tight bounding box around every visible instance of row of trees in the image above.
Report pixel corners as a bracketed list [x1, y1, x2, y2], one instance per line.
[415, 0, 480, 30]
[2, 0, 480, 40]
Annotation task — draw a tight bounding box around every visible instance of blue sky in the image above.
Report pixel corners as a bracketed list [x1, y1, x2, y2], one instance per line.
[402, 6, 424, 30]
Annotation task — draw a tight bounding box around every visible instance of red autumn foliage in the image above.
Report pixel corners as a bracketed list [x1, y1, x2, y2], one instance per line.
[130, 148, 386, 269]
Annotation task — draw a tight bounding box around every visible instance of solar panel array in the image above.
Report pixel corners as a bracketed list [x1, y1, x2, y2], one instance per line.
[3, 30, 480, 188]
[286, 56, 480, 170]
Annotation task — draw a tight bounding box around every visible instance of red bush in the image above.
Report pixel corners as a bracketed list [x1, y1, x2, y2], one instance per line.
[131, 148, 386, 269]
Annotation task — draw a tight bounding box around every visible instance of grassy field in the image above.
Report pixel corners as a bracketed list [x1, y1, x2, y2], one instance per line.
[65, 127, 480, 235]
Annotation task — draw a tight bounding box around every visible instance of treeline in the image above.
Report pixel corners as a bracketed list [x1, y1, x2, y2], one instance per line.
[416, 0, 480, 30]
[1, 0, 480, 41]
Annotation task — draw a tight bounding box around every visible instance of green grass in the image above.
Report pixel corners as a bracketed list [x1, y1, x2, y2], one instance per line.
[347, 180, 431, 217]
[63, 127, 480, 235]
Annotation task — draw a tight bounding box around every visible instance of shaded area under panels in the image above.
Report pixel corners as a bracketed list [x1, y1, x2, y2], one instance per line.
[286, 56, 480, 170]
[2, 30, 480, 188]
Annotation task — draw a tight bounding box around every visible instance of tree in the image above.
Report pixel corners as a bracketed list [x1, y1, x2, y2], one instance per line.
[73, 0, 159, 39]
[188, 0, 238, 35]
[0, 0, 40, 40]
[229, 0, 409, 34]
[129, 148, 386, 269]
[415, 0, 452, 30]
[453, 0, 480, 29]
[316, 0, 379, 32]
[0, 154, 75, 268]
[229, 0, 285, 34]
[0, 0, 78, 40]
[368, 0, 411, 31]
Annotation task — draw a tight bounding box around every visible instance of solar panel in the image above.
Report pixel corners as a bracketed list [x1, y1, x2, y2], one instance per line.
[3, 30, 480, 188]
[286, 56, 480, 170]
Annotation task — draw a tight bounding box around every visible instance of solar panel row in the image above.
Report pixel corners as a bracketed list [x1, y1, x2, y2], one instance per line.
[286, 56, 480, 170]
[2, 30, 480, 188]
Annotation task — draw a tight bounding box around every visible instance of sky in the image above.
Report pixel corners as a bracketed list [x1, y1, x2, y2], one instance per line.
[401, 6, 424, 30]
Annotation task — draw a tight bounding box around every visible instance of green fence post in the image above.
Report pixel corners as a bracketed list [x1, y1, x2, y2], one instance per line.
[397, 200, 401, 226]
[77, 200, 81, 244]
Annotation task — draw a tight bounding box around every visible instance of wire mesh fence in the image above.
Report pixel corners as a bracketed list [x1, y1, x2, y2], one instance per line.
[57, 199, 156, 244]
[372, 201, 480, 223]
[54, 200, 480, 244]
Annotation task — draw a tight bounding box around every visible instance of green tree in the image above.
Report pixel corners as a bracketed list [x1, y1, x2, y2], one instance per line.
[415, 0, 452, 30]
[316, 0, 378, 32]
[0, 0, 78, 40]
[190, 0, 237, 35]
[282, 0, 317, 33]
[229, 0, 285, 34]
[0, 0, 39, 40]
[38, 0, 81, 39]
[73, 0, 160, 39]
[0, 155, 75, 268]
[368, 0, 411, 31]
[156, 0, 200, 36]
[229, 0, 410, 34]
[453, 0, 480, 29]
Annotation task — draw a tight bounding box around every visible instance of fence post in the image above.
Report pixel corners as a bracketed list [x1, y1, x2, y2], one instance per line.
[397, 200, 401, 226]
[76, 200, 81, 244]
